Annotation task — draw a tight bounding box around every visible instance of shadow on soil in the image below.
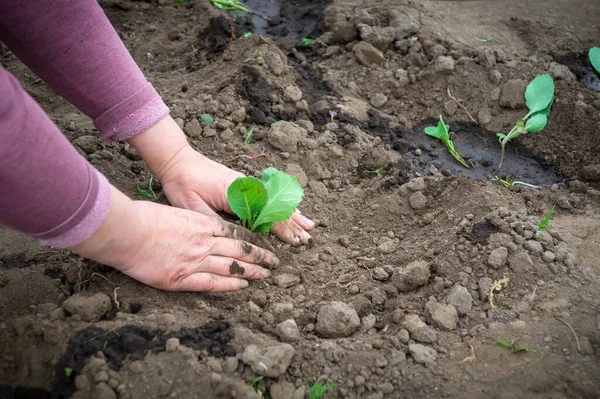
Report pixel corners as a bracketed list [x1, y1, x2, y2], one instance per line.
[555, 52, 600, 91]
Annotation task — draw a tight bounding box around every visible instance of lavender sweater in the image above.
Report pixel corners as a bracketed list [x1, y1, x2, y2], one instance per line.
[0, 0, 169, 247]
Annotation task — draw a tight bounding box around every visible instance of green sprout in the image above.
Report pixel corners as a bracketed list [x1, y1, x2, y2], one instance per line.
[496, 74, 555, 170]
[208, 0, 252, 14]
[307, 380, 337, 399]
[497, 339, 536, 353]
[267, 116, 277, 123]
[64, 367, 73, 377]
[227, 168, 304, 234]
[200, 113, 214, 126]
[367, 167, 384, 178]
[137, 176, 157, 199]
[300, 37, 316, 47]
[491, 176, 541, 189]
[486, 35, 493, 42]
[241, 32, 253, 39]
[537, 204, 555, 232]
[424, 115, 471, 168]
[173, 0, 185, 3]
[248, 376, 264, 393]
[246, 53, 265, 65]
[244, 125, 256, 143]
[589, 47, 600, 74]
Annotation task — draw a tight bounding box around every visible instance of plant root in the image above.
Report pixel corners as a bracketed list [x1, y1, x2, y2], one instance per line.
[556, 317, 581, 352]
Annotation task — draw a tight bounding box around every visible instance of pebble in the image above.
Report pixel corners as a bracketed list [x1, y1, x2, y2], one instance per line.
[403, 314, 437, 343]
[270, 381, 296, 399]
[361, 314, 377, 331]
[91, 382, 116, 399]
[372, 267, 390, 281]
[94, 371, 109, 384]
[396, 328, 410, 344]
[391, 261, 430, 293]
[424, 301, 458, 331]
[241, 343, 296, 377]
[408, 344, 438, 366]
[524, 240, 544, 254]
[274, 273, 301, 289]
[165, 337, 180, 353]
[276, 319, 300, 343]
[478, 277, 493, 302]
[315, 302, 360, 338]
[542, 251, 556, 263]
[408, 192, 427, 210]
[128, 361, 144, 374]
[62, 292, 112, 322]
[487, 247, 508, 269]
[223, 357, 239, 374]
[433, 56, 455, 75]
[446, 285, 473, 316]
[283, 86, 303, 102]
[371, 93, 388, 108]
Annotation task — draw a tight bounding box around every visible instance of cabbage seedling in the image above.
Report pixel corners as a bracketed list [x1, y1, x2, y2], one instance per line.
[496, 74, 555, 170]
[424, 116, 471, 168]
[227, 167, 304, 234]
[537, 204, 555, 232]
[307, 380, 337, 399]
[497, 339, 536, 353]
[300, 37, 316, 47]
[200, 113, 213, 126]
[589, 47, 600, 74]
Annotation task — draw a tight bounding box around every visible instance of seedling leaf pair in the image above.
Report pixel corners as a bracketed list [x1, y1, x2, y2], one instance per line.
[497, 339, 536, 353]
[537, 204, 555, 232]
[424, 116, 471, 168]
[227, 168, 304, 234]
[497, 74, 555, 169]
[137, 176, 157, 199]
[589, 47, 600, 74]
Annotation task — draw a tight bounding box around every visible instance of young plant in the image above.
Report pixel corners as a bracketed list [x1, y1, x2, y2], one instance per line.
[496, 74, 555, 169]
[329, 110, 337, 123]
[491, 176, 540, 189]
[137, 176, 157, 199]
[300, 37, 316, 47]
[200, 113, 214, 126]
[267, 116, 277, 123]
[537, 204, 555, 232]
[246, 53, 265, 66]
[209, 0, 252, 14]
[244, 125, 256, 143]
[64, 367, 73, 378]
[241, 32, 253, 39]
[367, 167, 384, 178]
[589, 47, 600, 74]
[248, 376, 264, 391]
[227, 167, 304, 234]
[307, 380, 337, 399]
[424, 116, 471, 168]
[497, 339, 537, 353]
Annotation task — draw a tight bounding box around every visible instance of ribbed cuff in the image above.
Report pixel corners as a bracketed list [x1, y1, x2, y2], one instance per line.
[37, 170, 112, 248]
[94, 83, 169, 142]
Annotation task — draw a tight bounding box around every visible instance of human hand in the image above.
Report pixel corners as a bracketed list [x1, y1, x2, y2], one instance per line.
[72, 187, 278, 291]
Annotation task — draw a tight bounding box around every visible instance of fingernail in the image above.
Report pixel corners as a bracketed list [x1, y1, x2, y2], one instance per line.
[240, 280, 249, 288]
[262, 269, 271, 278]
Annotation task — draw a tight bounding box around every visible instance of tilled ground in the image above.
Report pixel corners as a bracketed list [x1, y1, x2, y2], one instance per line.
[1, 1, 600, 398]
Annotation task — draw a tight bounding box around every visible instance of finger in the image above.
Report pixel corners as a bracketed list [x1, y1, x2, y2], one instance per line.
[211, 237, 279, 269]
[271, 219, 312, 246]
[177, 272, 249, 292]
[291, 210, 316, 231]
[215, 220, 276, 252]
[199, 255, 270, 279]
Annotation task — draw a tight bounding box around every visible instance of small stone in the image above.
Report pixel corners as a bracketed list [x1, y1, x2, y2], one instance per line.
[270, 381, 296, 399]
[75, 375, 91, 391]
[549, 62, 576, 81]
[223, 357, 239, 374]
[276, 319, 300, 343]
[478, 277, 493, 302]
[352, 41, 385, 65]
[433, 56, 455, 75]
[94, 371, 109, 383]
[542, 251, 556, 263]
[283, 86, 303, 102]
[403, 314, 437, 343]
[128, 361, 144, 374]
[268, 121, 305, 152]
[332, 20, 358, 44]
[487, 247, 508, 269]
[378, 240, 397, 254]
[165, 337, 180, 352]
[499, 79, 527, 109]
[479, 48, 496, 69]
[203, 127, 217, 137]
[391, 261, 430, 293]
[285, 164, 308, 188]
[158, 381, 172, 397]
[524, 240, 544, 254]
[478, 108, 492, 125]
[377, 382, 394, 395]
[315, 302, 360, 338]
[422, 213, 435, 224]
[73, 135, 100, 154]
[372, 267, 390, 281]
[184, 119, 203, 138]
[361, 314, 377, 331]
[91, 382, 116, 399]
[405, 178, 426, 191]
[408, 344, 437, 366]
[274, 274, 301, 289]
[206, 359, 223, 373]
[409, 192, 427, 210]
[424, 302, 458, 331]
[489, 69, 502, 85]
[447, 285, 473, 316]
[510, 251, 533, 273]
[62, 292, 111, 322]
[396, 329, 410, 344]
[371, 93, 388, 108]
[241, 343, 296, 377]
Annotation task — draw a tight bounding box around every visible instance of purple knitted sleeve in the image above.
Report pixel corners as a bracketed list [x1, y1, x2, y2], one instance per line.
[0, 0, 169, 247]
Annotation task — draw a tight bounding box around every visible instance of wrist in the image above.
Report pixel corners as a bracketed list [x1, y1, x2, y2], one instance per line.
[127, 114, 190, 180]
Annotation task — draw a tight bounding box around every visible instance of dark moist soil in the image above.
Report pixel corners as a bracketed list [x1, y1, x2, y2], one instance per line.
[555, 52, 600, 91]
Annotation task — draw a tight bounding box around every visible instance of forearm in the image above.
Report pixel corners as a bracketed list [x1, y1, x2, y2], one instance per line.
[0, 67, 111, 247]
[0, 0, 168, 142]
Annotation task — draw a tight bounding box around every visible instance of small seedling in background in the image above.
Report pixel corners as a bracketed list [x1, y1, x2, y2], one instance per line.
[300, 37, 316, 47]
[497, 339, 537, 353]
[241, 32, 253, 38]
[244, 125, 256, 143]
[227, 167, 304, 234]
[64, 368, 73, 378]
[486, 35, 493, 42]
[267, 116, 277, 123]
[307, 380, 337, 399]
[200, 113, 214, 126]
[329, 110, 337, 123]
[209, 0, 252, 14]
[246, 53, 265, 65]
[367, 167, 384, 178]
[496, 74, 555, 169]
[589, 47, 600, 74]
[248, 376, 264, 392]
[491, 176, 541, 189]
[137, 176, 157, 199]
[537, 204, 555, 232]
[173, 0, 185, 3]
[424, 116, 471, 168]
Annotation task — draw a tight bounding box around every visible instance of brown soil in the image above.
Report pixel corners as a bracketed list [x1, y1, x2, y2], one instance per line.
[2, 0, 600, 398]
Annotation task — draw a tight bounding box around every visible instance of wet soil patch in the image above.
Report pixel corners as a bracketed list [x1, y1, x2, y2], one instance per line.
[186, 15, 234, 72]
[232, 0, 331, 49]
[50, 317, 234, 398]
[461, 220, 500, 244]
[555, 52, 600, 91]
[362, 116, 561, 187]
[236, 65, 276, 115]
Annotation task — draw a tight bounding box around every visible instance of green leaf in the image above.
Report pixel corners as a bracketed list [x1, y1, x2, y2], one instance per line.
[227, 177, 268, 227]
[524, 74, 554, 118]
[200, 113, 214, 126]
[261, 167, 278, 183]
[497, 340, 513, 350]
[496, 132, 506, 139]
[244, 125, 256, 143]
[424, 126, 442, 138]
[251, 170, 304, 232]
[589, 47, 600, 74]
[525, 113, 548, 133]
[254, 222, 275, 235]
[65, 367, 73, 378]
